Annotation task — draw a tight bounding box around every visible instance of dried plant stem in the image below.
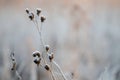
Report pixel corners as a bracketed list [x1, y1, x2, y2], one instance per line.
[27, 9, 68, 80]
[52, 61, 67, 80]
[33, 20, 44, 47]
[38, 19, 67, 80]
[38, 22, 57, 80]
[40, 22, 44, 46]
[33, 21, 47, 66]
[39, 63, 56, 80]
[50, 69, 56, 80]
[33, 19, 56, 80]
[16, 71, 22, 80]
[10, 52, 22, 80]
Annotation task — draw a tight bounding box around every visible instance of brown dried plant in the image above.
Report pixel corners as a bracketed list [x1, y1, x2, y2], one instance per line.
[26, 8, 72, 80]
[10, 52, 22, 80]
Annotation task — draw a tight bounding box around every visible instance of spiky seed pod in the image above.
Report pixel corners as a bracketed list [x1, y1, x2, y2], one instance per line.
[40, 15, 46, 22]
[44, 64, 50, 71]
[36, 8, 41, 16]
[49, 53, 54, 62]
[32, 51, 41, 57]
[25, 8, 29, 14]
[29, 12, 34, 20]
[45, 45, 50, 52]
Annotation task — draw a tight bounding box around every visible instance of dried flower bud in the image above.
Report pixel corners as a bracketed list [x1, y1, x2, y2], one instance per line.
[32, 51, 41, 57]
[25, 8, 29, 14]
[45, 45, 50, 52]
[49, 53, 54, 62]
[44, 64, 50, 71]
[36, 8, 41, 16]
[34, 58, 41, 66]
[40, 15, 46, 22]
[29, 12, 34, 20]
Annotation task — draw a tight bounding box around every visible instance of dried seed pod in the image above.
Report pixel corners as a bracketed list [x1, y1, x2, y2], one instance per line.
[49, 52, 54, 62]
[25, 8, 29, 14]
[44, 64, 50, 71]
[36, 8, 41, 16]
[32, 51, 41, 57]
[29, 12, 34, 20]
[34, 58, 41, 66]
[45, 45, 50, 52]
[40, 15, 46, 22]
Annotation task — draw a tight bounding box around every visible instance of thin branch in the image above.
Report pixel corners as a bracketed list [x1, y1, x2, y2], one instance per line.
[10, 52, 22, 80]
[52, 61, 67, 80]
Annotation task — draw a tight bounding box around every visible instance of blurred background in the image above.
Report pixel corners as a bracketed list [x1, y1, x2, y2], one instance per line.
[0, 0, 120, 80]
